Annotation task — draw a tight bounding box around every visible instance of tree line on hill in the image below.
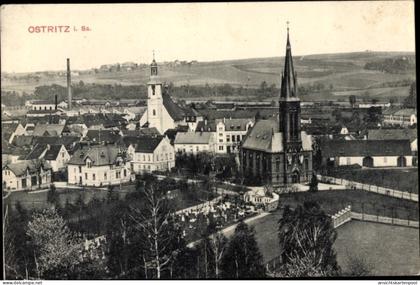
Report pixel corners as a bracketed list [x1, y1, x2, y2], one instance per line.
[364, 56, 416, 74]
[1, 80, 281, 107]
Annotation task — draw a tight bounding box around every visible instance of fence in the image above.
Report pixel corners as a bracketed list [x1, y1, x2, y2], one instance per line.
[331, 205, 419, 229]
[317, 175, 418, 202]
[331, 205, 352, 228]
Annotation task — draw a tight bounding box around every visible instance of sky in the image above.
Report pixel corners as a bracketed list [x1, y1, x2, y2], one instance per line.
[1, 1, 415, 73]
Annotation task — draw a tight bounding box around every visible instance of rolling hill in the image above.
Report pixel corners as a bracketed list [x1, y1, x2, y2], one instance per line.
[1, 51, 416, 102]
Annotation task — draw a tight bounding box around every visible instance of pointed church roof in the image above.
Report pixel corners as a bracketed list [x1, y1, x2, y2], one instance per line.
[280, 26, 298, 100]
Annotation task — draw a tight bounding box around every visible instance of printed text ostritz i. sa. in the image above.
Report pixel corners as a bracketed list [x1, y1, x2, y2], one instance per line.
[28, 26, 92, 33]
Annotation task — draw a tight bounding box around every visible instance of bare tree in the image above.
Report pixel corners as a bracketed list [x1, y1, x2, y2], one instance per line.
[129, 185, 176, 279]
[208, 232, 228, 278]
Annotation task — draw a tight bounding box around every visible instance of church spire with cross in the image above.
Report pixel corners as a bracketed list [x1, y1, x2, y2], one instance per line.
[279, 22, 302, 151]
[280, 21, 298, 100]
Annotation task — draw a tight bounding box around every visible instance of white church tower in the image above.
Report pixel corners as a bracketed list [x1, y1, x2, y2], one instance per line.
[146, 54, 164, 134]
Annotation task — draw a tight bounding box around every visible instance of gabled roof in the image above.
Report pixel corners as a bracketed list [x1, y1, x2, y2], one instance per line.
[12, 135, 34, 147]
[242, 118, 312, 153]
[393, 108, 417, 116]
[32, 124, 65, 137]
[67, 144, 129, 166]
[85, 130, 121, 144]
[215, 118, 254, 132]
[3, 160, 52, 176]
[122, 136, 164, 153]
[367, 128, 417, 142]
[122, 128, 160, 137]
[44, 145, 65, 160]
[1, 123, 20, 142]
[162, 93, 185, 121]
[320, 139, 412, 157]
[174, 132, 213, 145]
[25, 144, 48, 160]
[196, 120, 216, 132]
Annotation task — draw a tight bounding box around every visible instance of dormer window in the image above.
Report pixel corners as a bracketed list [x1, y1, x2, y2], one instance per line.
[87, 161, 92, 168]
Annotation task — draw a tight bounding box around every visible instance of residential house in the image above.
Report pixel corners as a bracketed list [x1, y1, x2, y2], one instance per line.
[67, 144, 134, 187]
[174, 132, 215, 154]
[24, 144, 70, 172]
[122, 135, 175, 173]
[1, 123, 26, 143]
[32, 124, 66, 137]
[2, 160, 52, 191]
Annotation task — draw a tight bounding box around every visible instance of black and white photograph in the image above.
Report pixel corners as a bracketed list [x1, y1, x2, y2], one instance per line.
[0, 1, 418, 281]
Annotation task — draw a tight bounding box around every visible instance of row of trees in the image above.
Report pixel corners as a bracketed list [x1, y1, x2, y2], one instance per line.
[364, 56, 415, 74]
[6, 175, 362, 279]
[3, 79, 281, 107]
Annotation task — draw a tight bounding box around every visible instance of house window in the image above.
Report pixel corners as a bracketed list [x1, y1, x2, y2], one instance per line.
[219, 133, 223, 137]
[148, 155, 151, 161]
[219, 139, 223, 143]
[104, 173, 107, 180]
[87, 161, 92, 168]
[232, 135, 236, 142]
[196, 146, 200, 152]
[116, 171, 120, 179]
[153, 109, 156, 116]
[92, 174, 96, 181]
[124, 169, 127, 177]
[226, 135, 230, 142]
[85, 173, 88, 180]
[237, 135, 241, 141]
[219, 146, 224, 151]
[165, 153, 168, 160]
[79, 166, 82, 172]
[62, 152, 65, 158]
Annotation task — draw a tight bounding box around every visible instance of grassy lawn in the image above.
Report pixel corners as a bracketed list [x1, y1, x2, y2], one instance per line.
[279, 190, 419, 221]
[4, 185, 136, 210]
[237, 210, 419, 276]
[335, 221, 420, 276]
[327, 168, 419, 193]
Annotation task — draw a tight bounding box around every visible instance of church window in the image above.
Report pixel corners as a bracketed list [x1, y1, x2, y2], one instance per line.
[152, 85, 156, 95]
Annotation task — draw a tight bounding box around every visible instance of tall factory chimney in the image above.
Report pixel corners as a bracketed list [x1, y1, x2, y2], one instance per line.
[54, 94, 58, 110]
[67, 58, 72, 109]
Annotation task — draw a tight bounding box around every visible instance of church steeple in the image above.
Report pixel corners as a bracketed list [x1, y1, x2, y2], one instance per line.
[280, 22, 298, 100]
[279, 23, 302, 152]
[151, 50, 158, 76]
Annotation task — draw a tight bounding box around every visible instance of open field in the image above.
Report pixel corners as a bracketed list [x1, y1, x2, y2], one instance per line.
[2, 52, 415, 102]
[233, 209, 419, 275]
[327, 168, 419, 193]
[335, 221, 420, 276]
